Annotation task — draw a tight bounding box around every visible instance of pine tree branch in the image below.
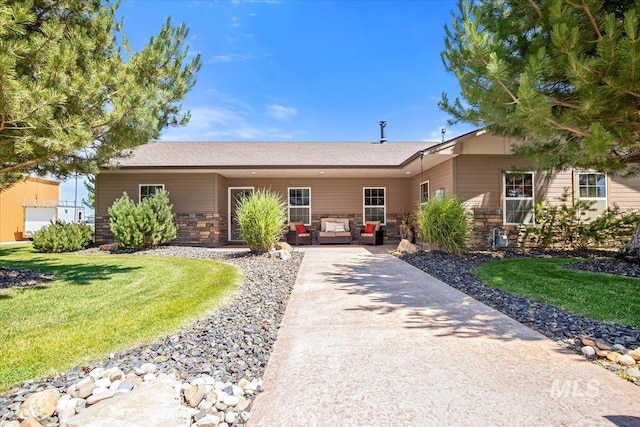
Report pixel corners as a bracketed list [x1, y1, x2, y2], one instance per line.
[544, 118, 588, 137]
[0, 158, 45, 175]
[552, 100, 580, 109]
[565, 0, 602, 39]
[526, 0, 542, 19]
[468, 32, 520, 105]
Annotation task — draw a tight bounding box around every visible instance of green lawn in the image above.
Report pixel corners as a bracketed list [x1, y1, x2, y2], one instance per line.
[476, 258, 640, 328]
[0, 245, 240, 391]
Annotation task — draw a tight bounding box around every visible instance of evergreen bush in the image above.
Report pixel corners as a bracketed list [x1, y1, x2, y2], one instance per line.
[32, 222, 93, 253]
[139, 190, 178, 246]
[417, 195, 469, 254]
[108, 190, 177, 249]
[525, 201, 640, 249]
[235, 189, 287, 253]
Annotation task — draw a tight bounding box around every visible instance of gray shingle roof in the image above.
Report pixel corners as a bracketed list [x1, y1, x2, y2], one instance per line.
[111, 141, 437, 168]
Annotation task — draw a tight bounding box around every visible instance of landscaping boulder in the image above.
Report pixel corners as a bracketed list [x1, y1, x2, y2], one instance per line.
[17, 389, 60, 421]
[274, 242, 293, 252]
[269, 249, 292, 260]
[184, 384, 206, 408]
[65, 376, 190, 427]
[397, 239, 418, 254]
[99, 243, 121, 252]
[619, 355, 636, 366]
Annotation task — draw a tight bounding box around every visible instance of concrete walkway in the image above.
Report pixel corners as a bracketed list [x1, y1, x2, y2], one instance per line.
[248, 246, 640, 427]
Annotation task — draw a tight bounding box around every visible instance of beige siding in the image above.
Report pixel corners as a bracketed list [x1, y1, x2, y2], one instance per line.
[460, 133, 519, 155]
[216, 174, 227, 216]
[226, 178, 411, 218]
[408, 159, 455, 209]
[96, 173, 217, 215]
[539, 170, 574, 206]
[455, 155, 534, 208]
[454, 157, 596, 209]
[608, 175, 640, 209]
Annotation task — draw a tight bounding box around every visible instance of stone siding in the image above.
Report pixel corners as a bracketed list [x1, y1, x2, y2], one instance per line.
[470, 208, 528, 249]
[95, 213, 227, 247]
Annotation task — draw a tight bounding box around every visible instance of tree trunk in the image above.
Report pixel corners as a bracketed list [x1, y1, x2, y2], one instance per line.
[617, 221, 640, 263]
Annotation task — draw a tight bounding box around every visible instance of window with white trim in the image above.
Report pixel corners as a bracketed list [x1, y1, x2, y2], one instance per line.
[578, 172, 607, 220]
[288, 187, 311, 225]
[139, 184, 165, 202]
[363, 187, 386, 224]
[420, 181, 429, 206]
[503, 172, 535, 225]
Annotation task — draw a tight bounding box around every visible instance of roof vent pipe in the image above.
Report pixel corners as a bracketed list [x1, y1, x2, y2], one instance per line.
[379, 120, 387, 144]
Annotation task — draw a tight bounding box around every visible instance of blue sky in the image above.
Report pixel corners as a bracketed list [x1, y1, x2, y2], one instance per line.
[62, 0, 473, 208]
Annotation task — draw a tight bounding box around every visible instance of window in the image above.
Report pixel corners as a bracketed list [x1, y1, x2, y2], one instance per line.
[139, 184, 164, 202]
[288, 187, 311, 225]
[503, 172, 534, 225]
[363, 187, 386, 224]
[420, 181, 429, 206]
[578, 172, 607, 220]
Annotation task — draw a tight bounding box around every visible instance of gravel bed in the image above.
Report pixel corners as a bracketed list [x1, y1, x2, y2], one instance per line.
[0, 267, 55, 290]
[0, 246, 303, 425]
[401, 250, 640, 351]
[564, 259, 640, 278]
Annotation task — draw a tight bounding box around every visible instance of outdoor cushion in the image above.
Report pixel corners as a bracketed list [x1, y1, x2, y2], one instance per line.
[289, 221, 303, 231]
[361, 233, 374, 237]
[335, 218, 350, 231]
[296, 224, 307, 234]
[320, 217, 350, 232]
[319, 231, 337, 237]
[364, 223, 376, 233]
[334, 223, 346, 232]
[325, 221, 338, 232]
[334, 231, 351, 237]
[298, 233, 310, 237]
[321, 218, 337, 232]
[366, 221, 381, 231]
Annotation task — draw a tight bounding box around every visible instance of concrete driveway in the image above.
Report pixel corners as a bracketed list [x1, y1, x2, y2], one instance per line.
[248, 246, 640, 427]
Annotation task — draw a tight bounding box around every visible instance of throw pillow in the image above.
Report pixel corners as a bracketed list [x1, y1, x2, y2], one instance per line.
[296, 224, 307, 234]
[334, 223, 346, 232]
[364, 223, 376, 234]
[325, 221, 337, 232]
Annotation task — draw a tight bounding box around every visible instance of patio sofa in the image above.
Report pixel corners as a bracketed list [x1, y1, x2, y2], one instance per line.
[318, 218, 352, 244]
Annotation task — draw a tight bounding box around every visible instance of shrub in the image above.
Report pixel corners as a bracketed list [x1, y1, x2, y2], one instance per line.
[139, 190, 178, 246]
[108, 192, 143, 248]
[416, 195, 469, 254]
[235, 189, 287, 253]
[108, 190, 177, 249]
[32, 222, 93, 253]
[525, 200, 640, 249]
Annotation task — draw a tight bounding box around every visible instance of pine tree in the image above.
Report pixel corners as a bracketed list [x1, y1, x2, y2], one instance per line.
[108, 192, 143, 248]
[441, 0, 640, 258]
[139, 190, 177, 246]
[441, 0, 639, 173]
[82, 175, 95, 210]
[108, 190, 177, 249]
[0, 1, 202, 188]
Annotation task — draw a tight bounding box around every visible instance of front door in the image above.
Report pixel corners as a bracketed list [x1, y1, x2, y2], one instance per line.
[228, 187, 254, 241]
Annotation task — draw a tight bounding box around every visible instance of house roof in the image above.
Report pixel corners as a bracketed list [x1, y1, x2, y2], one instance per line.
[110, 141, 438, 169]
